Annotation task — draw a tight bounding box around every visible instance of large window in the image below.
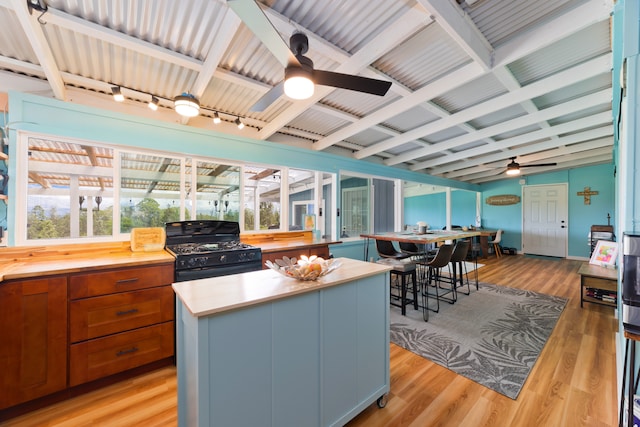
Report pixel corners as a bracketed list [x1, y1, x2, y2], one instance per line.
[16, 132, 346, 245]
[119, 152, 182, 233]
[26, 137, 114, 240]
[243, 165, 282, 231]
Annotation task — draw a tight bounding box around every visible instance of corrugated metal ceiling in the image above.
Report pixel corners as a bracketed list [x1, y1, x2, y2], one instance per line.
[0, 0, 614, 185]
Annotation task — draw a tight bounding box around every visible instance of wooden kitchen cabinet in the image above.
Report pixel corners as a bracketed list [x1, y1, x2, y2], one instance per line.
[0, 276, 68, 410]
[68, 263, 175, 386]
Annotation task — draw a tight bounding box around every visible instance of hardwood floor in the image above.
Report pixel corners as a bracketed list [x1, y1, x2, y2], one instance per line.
[3, 255, 618, 427]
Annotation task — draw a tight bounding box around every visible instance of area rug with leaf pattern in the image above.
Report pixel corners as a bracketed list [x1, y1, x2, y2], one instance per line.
[389, 282, 567, 399]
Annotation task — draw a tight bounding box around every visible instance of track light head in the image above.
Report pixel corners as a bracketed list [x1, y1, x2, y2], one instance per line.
[235, 117, 244, 130]
[111, 86, 124, 102]
[148, 96, 159, 111]
[213, 112, 221, 124]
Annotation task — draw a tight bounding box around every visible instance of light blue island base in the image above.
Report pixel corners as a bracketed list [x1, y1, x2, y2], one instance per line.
[173, 258, 391, 427]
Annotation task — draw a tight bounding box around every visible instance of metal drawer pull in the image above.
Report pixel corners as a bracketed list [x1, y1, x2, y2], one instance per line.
[116, 308, 139, 316]
[116, 347, 139, 357]
[116, 277, 139, 284]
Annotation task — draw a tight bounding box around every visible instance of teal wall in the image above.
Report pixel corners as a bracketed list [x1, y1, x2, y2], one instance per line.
[4, 92, 480, 246]
[404, 192, 446, 229]
[404, 190, 476, 231]
[477, 164, 615, 258]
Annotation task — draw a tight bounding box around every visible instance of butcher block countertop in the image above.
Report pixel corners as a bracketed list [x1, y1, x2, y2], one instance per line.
[172, 257, 390, 318]
[240, 230, 341, 253]
[0, 242, 174, 282]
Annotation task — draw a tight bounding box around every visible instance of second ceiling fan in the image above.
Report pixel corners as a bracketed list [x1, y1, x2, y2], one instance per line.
[506, 157, 557, 176]
[227, 0, 393, 112]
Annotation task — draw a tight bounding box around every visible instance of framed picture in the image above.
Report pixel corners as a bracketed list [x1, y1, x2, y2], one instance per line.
[589, 240, 619, 268]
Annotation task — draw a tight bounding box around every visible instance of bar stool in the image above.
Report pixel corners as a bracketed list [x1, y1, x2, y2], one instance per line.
[376, 258, 418, 315]
[399, 241, 429, 262]
[376, 239, 411, 260]
[419, 244, 454, 321]
[448, 240, 471, 298]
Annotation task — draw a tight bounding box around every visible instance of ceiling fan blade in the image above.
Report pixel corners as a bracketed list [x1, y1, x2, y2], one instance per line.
[313, 70, 392, 96]
[250, 81, 285, 112]
[520, 163, 558, 168]
[227, 0, 300, 68]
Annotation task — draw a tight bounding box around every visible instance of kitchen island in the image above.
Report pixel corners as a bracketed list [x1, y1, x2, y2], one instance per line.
[172, 257, 391, 427]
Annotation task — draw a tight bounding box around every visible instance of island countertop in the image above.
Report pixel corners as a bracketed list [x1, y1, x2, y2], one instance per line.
[172, 257, 391, 318]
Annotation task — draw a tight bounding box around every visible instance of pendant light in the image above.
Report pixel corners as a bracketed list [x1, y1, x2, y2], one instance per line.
[174, 93, 200, 117]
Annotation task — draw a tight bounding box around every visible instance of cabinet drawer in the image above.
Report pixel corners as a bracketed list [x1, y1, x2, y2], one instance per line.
[582, 276, 617, 292]
[69, 322, 174, 386]
[70, 286, 174, 343]
[70, 263, 174, 299]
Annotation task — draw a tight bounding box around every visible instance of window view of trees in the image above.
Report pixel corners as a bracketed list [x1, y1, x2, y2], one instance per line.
[22, 135, 335, 244]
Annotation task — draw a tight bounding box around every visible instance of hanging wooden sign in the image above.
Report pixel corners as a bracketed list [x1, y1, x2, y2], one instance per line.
[485, 194, 521, 206]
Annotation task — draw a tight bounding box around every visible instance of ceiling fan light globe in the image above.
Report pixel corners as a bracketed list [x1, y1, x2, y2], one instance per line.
[284, 67, 314, 100]
[506, 167, 521, 176]
[174, 93, 200, 117]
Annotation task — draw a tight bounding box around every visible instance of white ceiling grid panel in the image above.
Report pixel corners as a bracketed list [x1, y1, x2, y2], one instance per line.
[0, 0, 615, 184]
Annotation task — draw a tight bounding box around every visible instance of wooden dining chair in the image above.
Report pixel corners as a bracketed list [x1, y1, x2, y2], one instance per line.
[488, 229, 503, 258]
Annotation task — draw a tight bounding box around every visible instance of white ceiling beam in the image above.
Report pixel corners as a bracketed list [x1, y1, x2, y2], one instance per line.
[494, 0, 613, 67]
[315, 1, 611, 154]
[439, 135, 612, 178]
[386, 87, 610, 165]
[9, 0, 66, 100]
[182, 7, 242, 124]
[376, 53, 611, 164]
[469, 154, 612, 184]
[313, 61, 485, 151]
[410, 112, 613, 171]
[415, 0, 493, 70]
[42, 7, 202, 71]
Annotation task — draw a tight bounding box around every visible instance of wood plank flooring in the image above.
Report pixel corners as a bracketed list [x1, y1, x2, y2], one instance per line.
[4, 255, 619, 427]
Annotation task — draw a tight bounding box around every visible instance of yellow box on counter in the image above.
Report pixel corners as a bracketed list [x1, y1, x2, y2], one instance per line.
[130, 227, 166, 252]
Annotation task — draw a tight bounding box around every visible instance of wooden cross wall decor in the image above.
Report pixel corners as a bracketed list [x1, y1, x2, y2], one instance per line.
[577, 186, 599, 205]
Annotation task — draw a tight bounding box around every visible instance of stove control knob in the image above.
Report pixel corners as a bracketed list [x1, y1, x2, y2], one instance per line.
[187, 258, 197, 267]
[220, 254, 227, 263]
[238, 252, 246, 261]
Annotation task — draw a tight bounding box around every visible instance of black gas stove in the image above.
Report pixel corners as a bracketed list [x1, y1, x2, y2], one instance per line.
[165, 220, 262, 282]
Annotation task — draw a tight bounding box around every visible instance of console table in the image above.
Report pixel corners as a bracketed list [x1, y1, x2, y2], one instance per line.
[578, 263, 618, 308]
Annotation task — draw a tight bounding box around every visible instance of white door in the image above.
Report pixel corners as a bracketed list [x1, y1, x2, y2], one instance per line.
[522, 184, 568, 257]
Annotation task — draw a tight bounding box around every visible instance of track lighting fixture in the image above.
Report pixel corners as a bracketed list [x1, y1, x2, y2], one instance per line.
[106, 84, 249, 126]
[111, 86, 124, 102]
[174, 93, 200, 117]
[148, 96, 159, 111]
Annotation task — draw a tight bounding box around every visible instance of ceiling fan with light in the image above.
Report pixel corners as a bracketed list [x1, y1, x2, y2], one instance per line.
[227, 0, 393, 112]
[505, 157, 557, 176]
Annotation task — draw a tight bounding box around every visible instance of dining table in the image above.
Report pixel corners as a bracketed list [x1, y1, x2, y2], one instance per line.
[360, 229, 481, 262]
